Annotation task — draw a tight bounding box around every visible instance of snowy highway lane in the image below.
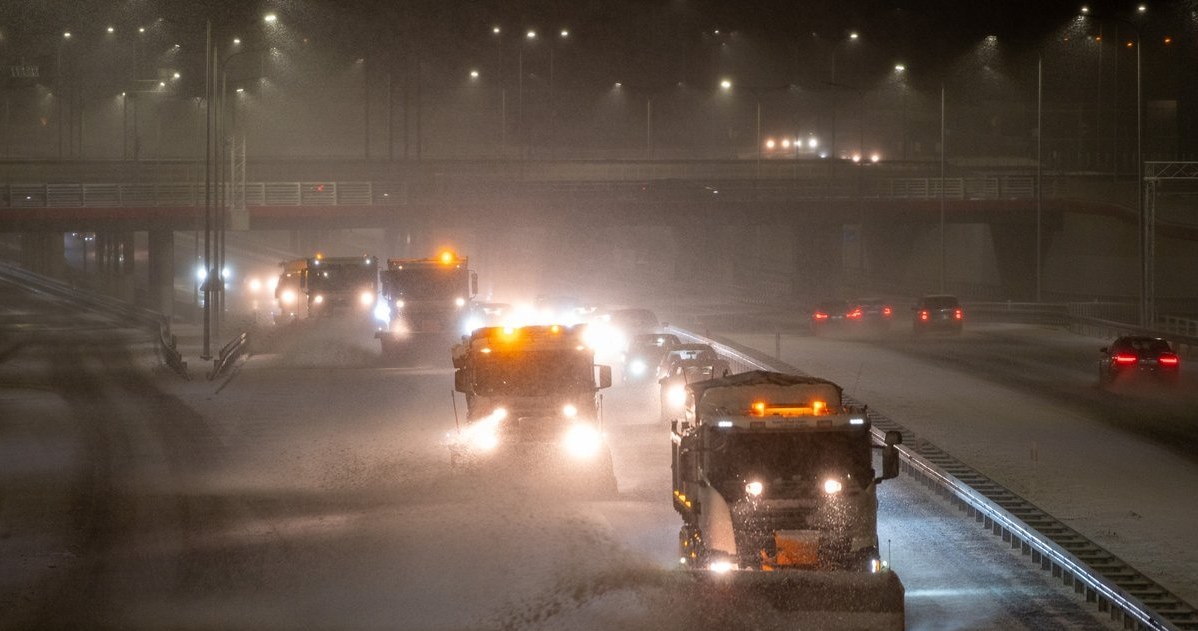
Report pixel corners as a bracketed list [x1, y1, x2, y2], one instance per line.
[0, 294, 1119, 630]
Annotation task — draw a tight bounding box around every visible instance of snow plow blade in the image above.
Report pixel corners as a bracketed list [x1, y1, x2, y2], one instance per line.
[690, 570, 905, 631]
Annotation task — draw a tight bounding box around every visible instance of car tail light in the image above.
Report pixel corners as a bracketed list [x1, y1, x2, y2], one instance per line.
[1113, 353, 1138, 365]
[847, 308, 862, 319]
[919, 310, 929, 321]
[882, 306, 892, 317]
[954, 309, 963, 320]
[813, 312, 829, 320]
[1159, 354, 1179, 366]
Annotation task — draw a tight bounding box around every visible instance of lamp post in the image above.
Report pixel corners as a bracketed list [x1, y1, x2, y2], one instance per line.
[939, 82, 946, 294]
[1080, 6, 1147, 325]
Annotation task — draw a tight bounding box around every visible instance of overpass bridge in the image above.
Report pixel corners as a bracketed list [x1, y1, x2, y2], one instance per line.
[0, 158, 1194, 322]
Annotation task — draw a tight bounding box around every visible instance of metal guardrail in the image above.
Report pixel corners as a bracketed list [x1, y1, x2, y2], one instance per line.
[208, 331, 248, 381]
[668, 325, 1195, 631]
[0, 260, 190, 379]
[0, 182, 375, 208]
[0, 177, 1040, 209]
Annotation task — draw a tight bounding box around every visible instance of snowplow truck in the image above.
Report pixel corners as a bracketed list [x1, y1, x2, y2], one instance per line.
[450, 324, 616, 493]
[274, 254, 378, 318]
[672, 370, 905, 629]
[375, 251, 478, 355]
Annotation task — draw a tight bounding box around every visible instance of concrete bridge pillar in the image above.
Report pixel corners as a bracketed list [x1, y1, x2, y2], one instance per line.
[148, 229, 175, 319]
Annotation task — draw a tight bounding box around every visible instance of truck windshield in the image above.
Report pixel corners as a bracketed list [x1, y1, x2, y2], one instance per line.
[381, 268, 466, 300]
[473, 350, 593, 396]
[308, 264, 376, 291]
[706, 431, 872, 493]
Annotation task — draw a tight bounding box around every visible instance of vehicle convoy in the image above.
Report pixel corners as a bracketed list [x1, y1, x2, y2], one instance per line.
[449, 324, 617, 492]
[374, 251, 478, 355]
[670, 371, 905, 628]
[273, 254, 378, 319]
[1099, 336, 1181, 387]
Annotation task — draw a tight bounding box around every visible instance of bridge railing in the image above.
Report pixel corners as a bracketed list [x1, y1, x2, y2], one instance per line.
[0, 177, 1043, 209]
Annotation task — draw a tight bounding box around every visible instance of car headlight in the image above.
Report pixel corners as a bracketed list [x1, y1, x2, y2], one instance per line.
[745, 480, 764, 497]
[359, 290, 375, 306]
[562, 423, 602, 459]
[395, 299, 405, 309]
[313, 294, 324, 305]
[629, 359, 646, 376]
[666, 384, 686, 408]
[823, 478, 843, 495]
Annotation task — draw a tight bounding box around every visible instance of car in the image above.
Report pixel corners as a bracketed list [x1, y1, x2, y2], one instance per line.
[810, 299, 853, 335]
[852, 298, 894, 331]
[623, 333, 680, 382]
[655, 343, 719, 380]
[912, 294, 963, 335]
[609, 308, 661, 336]
[1098, 336, 1180, 387]
[658, 358, 732, 422]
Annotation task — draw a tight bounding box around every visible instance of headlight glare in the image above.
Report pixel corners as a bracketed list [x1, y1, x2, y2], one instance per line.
[823, 478, 843, 495]
[745, 480, 764, 497]
[562, 423, 602, 459]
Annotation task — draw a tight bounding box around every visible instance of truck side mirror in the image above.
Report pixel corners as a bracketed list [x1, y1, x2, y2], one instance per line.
[879, 430, 903, 481]
[596, 365, 612, 389]
[453, 368, 470, 393]
[470, 272, 478, 297]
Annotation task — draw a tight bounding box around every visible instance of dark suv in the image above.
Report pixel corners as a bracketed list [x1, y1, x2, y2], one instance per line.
[912, 294, 963, 335]
[1099, 336, 1180, 387]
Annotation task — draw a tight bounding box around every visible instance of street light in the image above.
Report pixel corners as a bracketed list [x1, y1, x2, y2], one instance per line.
[1080, 8, 1147, 325]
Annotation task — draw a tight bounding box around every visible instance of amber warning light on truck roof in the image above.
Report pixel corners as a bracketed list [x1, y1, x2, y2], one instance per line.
[440, 250, 456, 265]
[750, 401, 827, 417]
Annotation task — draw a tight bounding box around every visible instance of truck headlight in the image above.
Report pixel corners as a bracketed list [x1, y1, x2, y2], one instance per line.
[313, 295, 324, 305]
[708, 560, 735, 574]
[280, 289, 297, 305]
[373, 302, 391, 323]
[666, 384, 686, 408]
[395, 299, 405, 309]
[359, 290, 375, 307]
[562, 404, 578, 418]
[745, 480, 764, 497]
[455, 297, 466, 308]
[628, 359, 646, 376]
[823, 478, 843, 495]
[562, 423, 602, 459]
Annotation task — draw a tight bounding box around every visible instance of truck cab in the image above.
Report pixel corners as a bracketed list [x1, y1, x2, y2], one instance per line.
[450, 325, 616, 492]
[672, 370, 902, 573]
[376, 251, 478, 355]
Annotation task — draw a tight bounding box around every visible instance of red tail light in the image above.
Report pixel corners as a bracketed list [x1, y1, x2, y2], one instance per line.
[813, 312, 829, 320]
[1158, 354, 1179, 366]
[847, 309, 862, 319]
[919, 310, 929, 321]
[882, 306, 892, 317]
[954, 309, 963, 320]
[1113, 353, 1138, 365]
